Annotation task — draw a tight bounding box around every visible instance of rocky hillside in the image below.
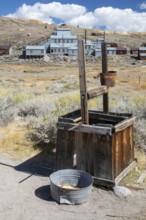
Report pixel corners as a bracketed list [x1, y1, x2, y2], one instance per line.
[0, 17, 146, 50]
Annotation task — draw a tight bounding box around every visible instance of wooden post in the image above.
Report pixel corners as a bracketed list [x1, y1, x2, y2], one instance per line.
[85, 30, 87, 44]
[102, 42, 109, 114]
[78, 40, 89, 124]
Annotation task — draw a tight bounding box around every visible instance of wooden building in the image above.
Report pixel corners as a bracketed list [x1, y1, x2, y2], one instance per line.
[23, 45, 45, 59]
[138, 47, 146, 60]
[116, 47, 127, 55]
[0, 45, 13, 56]
[130, 48, 138, 55]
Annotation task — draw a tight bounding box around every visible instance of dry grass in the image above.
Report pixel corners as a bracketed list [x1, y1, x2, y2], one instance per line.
[0, 60, 146, 167]
[0, 120, 39, 160]
[121, 148, 146, 189]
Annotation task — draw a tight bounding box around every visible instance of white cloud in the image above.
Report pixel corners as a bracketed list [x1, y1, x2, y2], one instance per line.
[94, 7, 146, 32]
[139, 2, 146, 9]
[5, 2, 146, 32]
[6, 2, 86, 23]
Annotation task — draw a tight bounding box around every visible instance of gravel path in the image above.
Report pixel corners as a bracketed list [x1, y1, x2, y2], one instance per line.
[0, 154, 146, 220]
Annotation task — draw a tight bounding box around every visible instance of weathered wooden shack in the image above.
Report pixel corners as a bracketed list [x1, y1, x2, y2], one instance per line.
[0, 45, 13, 56]
[130, 48, 138, 55]
[116, 47, 127, 55]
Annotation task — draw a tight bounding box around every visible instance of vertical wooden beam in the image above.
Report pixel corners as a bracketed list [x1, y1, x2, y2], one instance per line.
[78, 40, 89, 124]
[85, 30, 87, 44]
[102, 42, 108, 73]
[102, 42, 109, 113]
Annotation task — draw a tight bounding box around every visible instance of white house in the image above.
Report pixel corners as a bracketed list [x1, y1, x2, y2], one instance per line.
[24, 45, 45, 58]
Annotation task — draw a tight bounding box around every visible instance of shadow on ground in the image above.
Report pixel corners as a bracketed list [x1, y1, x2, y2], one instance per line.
[35, 185, 54, 202]
[15, 151, 56, 177]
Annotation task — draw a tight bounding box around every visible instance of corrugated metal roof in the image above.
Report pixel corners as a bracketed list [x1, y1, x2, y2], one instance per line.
[107, 47, 117, 50]
[50, 35, 77, 39]
[25, 45, 45, 50]
[56, 28, 70, 31]
[139, 47, 146, 50]
[50, 43, 77, 48]
[0, 45, 12, 49]
[139, 53, 146, 56]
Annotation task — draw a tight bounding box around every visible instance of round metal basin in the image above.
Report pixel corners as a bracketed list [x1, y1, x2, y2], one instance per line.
[50, 169, 93, 204]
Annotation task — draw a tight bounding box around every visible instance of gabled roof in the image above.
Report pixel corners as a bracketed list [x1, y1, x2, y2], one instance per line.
[25, 45, 45, 50]
[107, 47, 117, 50]
[50, 43, 77, 48]
[56, 28, 70, 31]
[139, 47, 146, 50]
[139, 53, 146, 56]
[50, 35, 77, 39]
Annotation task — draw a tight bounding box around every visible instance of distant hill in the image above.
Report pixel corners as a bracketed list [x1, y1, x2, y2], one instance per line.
[0, 16, 146, 50]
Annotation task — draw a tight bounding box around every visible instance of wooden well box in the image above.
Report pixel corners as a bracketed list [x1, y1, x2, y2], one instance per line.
[56, 110, 136, 186]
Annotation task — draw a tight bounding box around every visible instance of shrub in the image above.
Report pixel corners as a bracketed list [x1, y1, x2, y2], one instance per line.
[0, 97, 16, 126]
[27, 95, 80, 147]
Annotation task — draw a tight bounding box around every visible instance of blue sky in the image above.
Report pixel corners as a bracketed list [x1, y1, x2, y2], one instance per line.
[1, 1, 146, 31]
[0, 0, 144, 14]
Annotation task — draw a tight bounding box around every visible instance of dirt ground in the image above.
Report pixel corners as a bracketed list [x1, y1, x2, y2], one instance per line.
[0, 153, 146, 220]
[0, 58, 146, 220]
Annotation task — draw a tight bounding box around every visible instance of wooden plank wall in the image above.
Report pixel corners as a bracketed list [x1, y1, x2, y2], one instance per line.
[56, 125, 134, 180]
[76, 133, 113, 180]
[56, 129, 75, 169]
[112, 125, 134, 178]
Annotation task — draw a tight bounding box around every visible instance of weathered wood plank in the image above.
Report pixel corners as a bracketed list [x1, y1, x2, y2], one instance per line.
[87, 86, 108, 100]
[101, 42, 109, 113]
[78, 40, 89, 124]
[114, 117, 136, 132]
[94, 135, 112, 180]
[115, 160, 137, 185]
[57, 122, 112, 135]
[93, 176, 115, 187]
[76, 133, 94, 175]
[73, 117, 81, 123]
[89, 110, 132, 118]
[114, 131, 123, 177]
[56, 129, 75, 169]
[58, 117, 75, 123]
[137, 172, 146, 184]
[89, 111, 128, 121]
